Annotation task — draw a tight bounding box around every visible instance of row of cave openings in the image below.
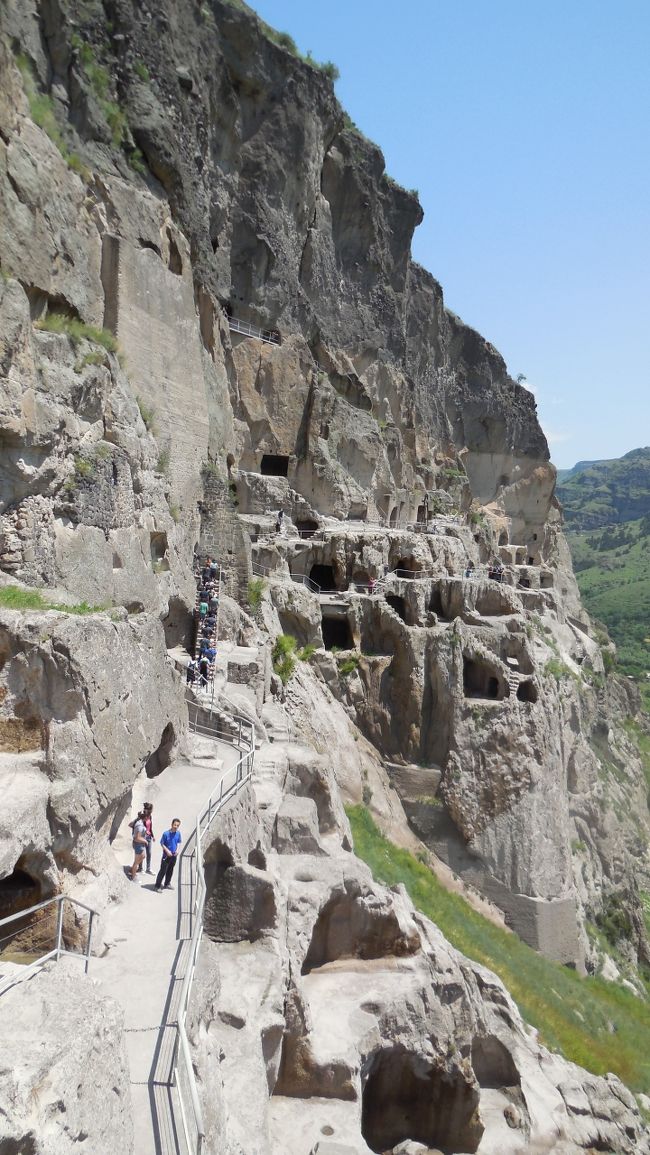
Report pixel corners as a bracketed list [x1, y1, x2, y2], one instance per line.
[209, 869, 524, 1155]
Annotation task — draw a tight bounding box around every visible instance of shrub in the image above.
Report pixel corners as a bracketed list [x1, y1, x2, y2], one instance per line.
[272, 633, 297, 684]
[36, 314, 119, 353]
[136, 396, 156, 432]
[168, 502, 181, 524]
[247, 578, 265, 612]
[602, 648, 616, 674]
[156, 446, 171, 475]
[298, 643, 317, 662]
[73, 455, 94, 480]
[338, 655, 360, 678]
[75, 349, 106, 371]
[134, 60, 150, 82]
[318, 60, 340, 82]
[545, 657, 578, 683]
[129, 146, 147, 175]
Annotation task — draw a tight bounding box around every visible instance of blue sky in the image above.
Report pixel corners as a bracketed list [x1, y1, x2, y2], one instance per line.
[249, 0, 649, 468]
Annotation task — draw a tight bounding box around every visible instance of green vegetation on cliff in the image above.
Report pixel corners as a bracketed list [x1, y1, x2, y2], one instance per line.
[557, 447, 650, 530]
[558, 449, 650, 678]
[348, 805, 650, 1092]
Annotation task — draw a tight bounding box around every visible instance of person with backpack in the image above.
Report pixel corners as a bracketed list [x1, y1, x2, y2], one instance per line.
[128, 812, 148, 881]
[187, 657, 197, 685]
[138, 802, 155, 874]
[154, 819, 182, 891]
[199, 655, 209, 689]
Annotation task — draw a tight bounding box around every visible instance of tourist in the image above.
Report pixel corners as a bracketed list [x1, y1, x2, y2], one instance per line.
[275, 509, 284, 534]
[209, 559, 219, 580]
[199, 655, 209, 688]
[139, 802, 155, 874]
[186, 657, 197, 685]
[208, 592, 219, 613]
[154, 819, 182, 892]
[201, 557, 212, 585]
[465, 563, 474, 579]
[198, 596, 208, 618]
[129, 812, 148, 881]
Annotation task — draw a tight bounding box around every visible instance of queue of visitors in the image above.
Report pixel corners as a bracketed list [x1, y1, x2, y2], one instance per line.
[187, 555, 221, 691]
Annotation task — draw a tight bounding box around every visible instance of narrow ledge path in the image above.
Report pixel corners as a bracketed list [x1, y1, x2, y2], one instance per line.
[95, 733, 240, 1155]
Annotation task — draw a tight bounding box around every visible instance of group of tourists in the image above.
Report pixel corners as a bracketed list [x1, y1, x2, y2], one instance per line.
[128, 804, 182, 892]
[187, 555, 221, 691]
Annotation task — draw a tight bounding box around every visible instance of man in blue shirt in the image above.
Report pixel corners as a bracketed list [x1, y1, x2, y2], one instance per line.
[154, 819, 182, 891]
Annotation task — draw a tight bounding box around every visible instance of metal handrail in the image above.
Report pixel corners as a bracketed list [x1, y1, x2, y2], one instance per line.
[173, 700, 255, 1154]
[0, 893, 96, 997]
[250, 559, 321, 595]
[227, 315, 280, 345]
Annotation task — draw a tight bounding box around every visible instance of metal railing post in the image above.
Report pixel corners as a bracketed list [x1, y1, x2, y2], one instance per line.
[85, 911, 94, 973]
[55, 896, 64, 961]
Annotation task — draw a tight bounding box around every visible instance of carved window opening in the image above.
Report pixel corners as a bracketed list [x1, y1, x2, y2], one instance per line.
[260, 454, 289, 477]
[310, 564, 337, 591]
[463, 658, 504, 700]
[386, 594, 407, 622]
[321, 615, 354, 650]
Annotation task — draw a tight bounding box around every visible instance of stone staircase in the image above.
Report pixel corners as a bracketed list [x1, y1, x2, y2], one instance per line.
[199, 471, 250, 602]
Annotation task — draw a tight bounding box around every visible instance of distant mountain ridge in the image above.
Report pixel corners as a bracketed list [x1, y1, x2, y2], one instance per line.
[557, 447, 650, 530]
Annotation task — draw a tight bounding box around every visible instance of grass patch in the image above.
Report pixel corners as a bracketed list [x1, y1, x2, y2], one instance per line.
[272, 633, 297, 685]
[338, 654, 360, 677]
[0, 585, 104, 615]
[156, 446, 171, 476]
[133, 60, 150, 82]
[15, 54, 90, 179]
[247, 577, 265, 612]
[544, 657, 579, 683]
[36, 314, 118, 354]
[298, 643, 317, 662]
[71, 34, 128, 146]
[347, 805, 650, 1092]
[136, 396, 156, 432]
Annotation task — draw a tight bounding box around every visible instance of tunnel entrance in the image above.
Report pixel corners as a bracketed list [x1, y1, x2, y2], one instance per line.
[295, 518, 319, 538]
[321, 615, 354, 651]
[471, 1036, 520, 1089]
[260, 454, 289, 477]
[0, 864, 41, 922]
[516, 680, 538, 703]
[310, 564, 337, 591]
[386, 594, 407, 623]
[394, 557, 419, 577]
[361, 1048, 482, 1154]
[145, 722, 176, 778]
[463, 658, 504, 700]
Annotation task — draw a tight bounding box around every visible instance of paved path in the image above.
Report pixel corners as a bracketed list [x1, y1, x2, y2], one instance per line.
[95, 735, 239, 1155]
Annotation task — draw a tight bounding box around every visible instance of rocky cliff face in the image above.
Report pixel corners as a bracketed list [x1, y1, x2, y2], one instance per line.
[1, 0, 649, 1151]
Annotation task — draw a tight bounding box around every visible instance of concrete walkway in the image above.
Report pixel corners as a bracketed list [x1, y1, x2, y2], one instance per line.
[95, 735, 239, 1155]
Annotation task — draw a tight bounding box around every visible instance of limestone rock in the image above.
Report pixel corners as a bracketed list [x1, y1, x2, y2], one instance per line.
[0, 963, 132, 1153]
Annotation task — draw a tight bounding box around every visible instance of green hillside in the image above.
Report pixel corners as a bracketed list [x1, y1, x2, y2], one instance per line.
[568, 518, 650, 678]
[557, 447, 650, 530]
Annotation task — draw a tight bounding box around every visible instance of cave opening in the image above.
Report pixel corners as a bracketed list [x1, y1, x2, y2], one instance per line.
[145, 722, 176, 778]
[516, 680, 538, 703]
[471, 1036, 520, 1090]
[518, 577, 531, 590]
[310, 564, 337, 591]
[260, 454, 289, 477]
[389, 507, 398, 527]
[295, 518, 319, 538]
[463, 658, 503, 700]
[361, 1048, 482, 1154]
[386, 594, 407, 623]
[321, 615, 354, 651]
[0, 864, 42, 922]
[416, 504, 426, 523]
[540, 572, 553, 589]
[150, 531, 169, 571]
[162, 596, 193, 650]
[394, 557, 419, 577]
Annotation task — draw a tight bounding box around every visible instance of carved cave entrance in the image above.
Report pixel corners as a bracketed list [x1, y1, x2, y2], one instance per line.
[260, 454, 289, 477]
[310, 564, 338, 592]
[321, 614, 354, 651]
[463, 658, 504, 700]
[516, 680, 538, 703]
[361, 1048, 482, 1154]
[386, 594, 407, 623]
